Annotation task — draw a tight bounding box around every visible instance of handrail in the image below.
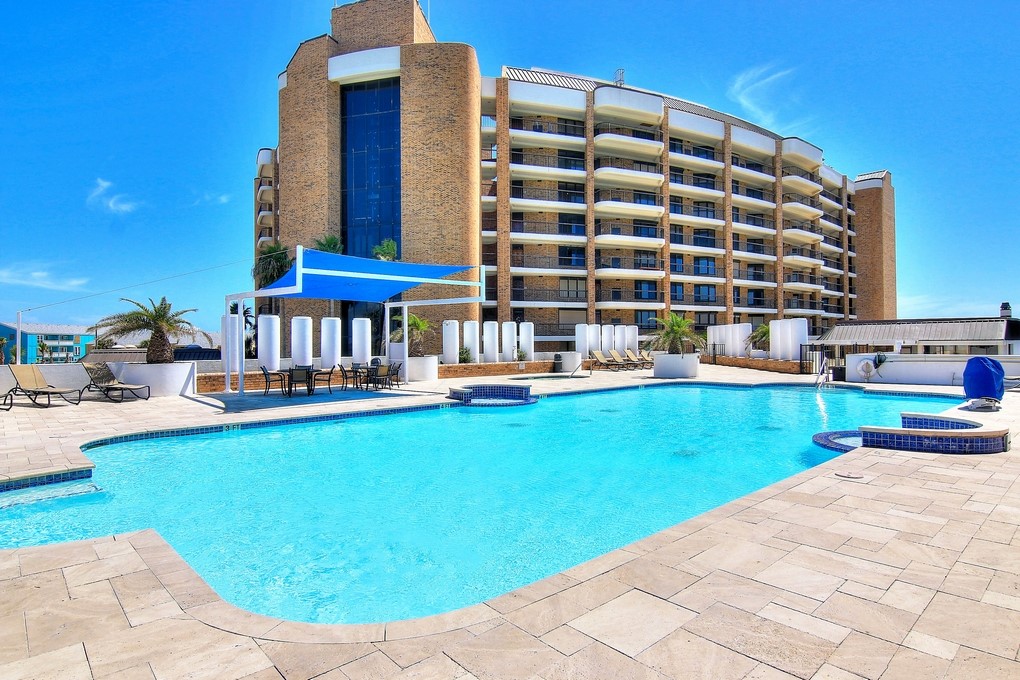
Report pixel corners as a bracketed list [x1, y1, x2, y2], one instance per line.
[815, 356, 829, 388]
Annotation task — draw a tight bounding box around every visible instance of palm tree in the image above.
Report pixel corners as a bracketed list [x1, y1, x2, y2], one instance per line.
[644, 312, 706, 355]
[229, 302, 255, 330]
[372, 238, 398, 261]
[390, 313, 433, 357]
[96, 297, 211, 364]
[313, 233, 343, 254]
[37, 340, 50, 364]
[229, 302, 257, 359]
[745, 323, 770, 356]
[252, 242, 293, 289]
[0, 336, 7, 365]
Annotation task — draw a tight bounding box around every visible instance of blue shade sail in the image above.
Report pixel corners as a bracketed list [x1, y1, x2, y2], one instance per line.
[258, 249, 475, 303]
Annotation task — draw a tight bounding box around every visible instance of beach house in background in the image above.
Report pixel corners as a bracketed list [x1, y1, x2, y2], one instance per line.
[0, 322, 95, 365]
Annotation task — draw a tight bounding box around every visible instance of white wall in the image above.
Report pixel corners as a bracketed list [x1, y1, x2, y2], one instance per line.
[846, 354, 1020, 386]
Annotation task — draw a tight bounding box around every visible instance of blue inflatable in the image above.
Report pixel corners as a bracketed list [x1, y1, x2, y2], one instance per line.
[963, 356, 1005, 400]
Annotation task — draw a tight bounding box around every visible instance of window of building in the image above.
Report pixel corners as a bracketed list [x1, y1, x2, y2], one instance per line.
[693, 173, 716, 189]
[669, 166, 683, 184]
[746, 263, 765, 281]
[634, 250, 658, 269]
[693, 145, 716, 160]
[693, 201, 716, 219]
[558, 182, 584, 203]
[747, 289, 765, 306]
[670, 225, 684, 244]
[669, 198, 683, 215]
[746, 186, 765, 201]
[693, 257, 715, 276]
[558, 212, 585, 235]
[694, 311, 717, 330]
[670, 253, 683, 273]
[694, 285, 716, 303]
[746, 238, 765, 254]
[558, 149, 585, 171]
[634, 281, 658, 300]
[692, 229, 716, 248]
[558, 246, 585, 267]
[670, 282, 684, 301]
[633, 190, 657, 206]
[632, 127, 656, 141]
[635, 310, 656, 329]
[668, 138, 683, 154]
[559, 278, 585, 299]
[633, 219, 659, 239]
[510, 211, 524, 232]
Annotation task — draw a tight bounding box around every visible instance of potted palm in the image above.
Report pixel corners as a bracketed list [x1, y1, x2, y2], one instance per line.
[390, 312, 438, 381]
[645, 312, 706, 378]
[745, 323, 770, 359]
[95, 297, 211, 396]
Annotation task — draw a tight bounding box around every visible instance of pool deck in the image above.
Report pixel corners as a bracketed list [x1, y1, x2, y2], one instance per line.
[1, 366, 1019, 680]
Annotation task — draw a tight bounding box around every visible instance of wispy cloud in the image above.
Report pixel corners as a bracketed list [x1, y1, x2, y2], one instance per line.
[898, 293, 1004, 319]
[0, 263, 89, 291]
[191, 192, 231, 207]
[727, 64, 814, 135]
[87, 177, 141, 214]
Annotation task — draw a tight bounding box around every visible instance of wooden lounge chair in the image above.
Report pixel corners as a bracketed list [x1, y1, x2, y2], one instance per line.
[625, 349, 653, 369]
[84, 362, 151, 402]
[259, 365, 287, 396]
[590, 350, 624, 371]
[608, 349, 641, 370]
[9, 365, 84, 407]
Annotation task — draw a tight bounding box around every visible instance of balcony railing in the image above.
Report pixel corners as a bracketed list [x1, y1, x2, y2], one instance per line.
[510, 220, 586, 236]
[733, 212, 776, 229]
[820, 212, 843, 226]
[733, 268, 776, 282]
[596, 256, 663, 270]
[596, 289, 664, 303]
[510, 288, 588, 302]
[781, 166, 821, 184]
[733, 241, 776, 256]
[782, 193, 823, 209]
[821, 234, 843, 248]
[671, 233, 723, 249]
[669, 140, 720, 161]
[670, 171, 721, 190]
[823, 280, 844, 293]
[669, 202, 720, 219]
[596, 157, 662, 174]
[594, 122, 662, 141]
[784, 246, 822, 260]
[510, 117, 585, 137]
[820, 188, 842, 204]
[784, 298, 823, 310]
[783, 220, 823, 235]
[731, 184, 775, 202]
[731, 154, 773, 175]
[481, 114, 497, 129]
[595, 221, 663, 239]
[511, 254, 587, 270]
[733, 296, 777, 308]
[784, 272, 821, 286]
[257, 227, 274, 240]
[511, 185, 586, 203]
[595, 189, 662, 206]
[534, 323, 584, 337]
[823, 303, 845, 314]
[510, 151, 585, 171]
[821, 256, 842, 269]
[481, 143, 497, 161]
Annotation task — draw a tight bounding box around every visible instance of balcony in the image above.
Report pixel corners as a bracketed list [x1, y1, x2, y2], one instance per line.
[783, 272, 824, 292]
[669, 264, 725, 284]
[731, 211, 776, 237]
[819, 212, 843, 230]
[594, 188, 665, 220]
[668, 139, 724, 172]
[510, 288, 588, 307]
[594, 157, 664, 189]
[508, 116, 586, 152]
[669, 171, 724, 201]
[595, 289, 666, 309]
[256, 148, 275, 179]
[822, 279, 844, 294]
[782, 192, 824, 220]
[594, 221, 664, 249]
[256, 209, 275, 228]
[732, 268, 777, 284]
[731, 183, 776, 209]
[256, 183, 274, 206]
[509, 150, 586, 182]
[733, 295, 777, 310]
[673, 296, 725, 309]
[819, 188, 843, 209]
[670, 232, 724, 254]
[593, 122, 664, 158]
[732, 241, 777, 259]
[819, 234, 844, 252]
[510, 185, 587, 214]
[509, 219, 587, 246]
[668, 201, 724, 228]
[781, 165, 822, 194]
[782, 219, 823, 244]
[822, 302, 845, 316]
[533, 323, 583, 339]
[784, 298, 823, 313]
[731, 154, 775, 181]
[256, 227, 275, 248]
[595, 255, 665, 280]
[783, 245, 823, 266]
[820, 255, 843, 273]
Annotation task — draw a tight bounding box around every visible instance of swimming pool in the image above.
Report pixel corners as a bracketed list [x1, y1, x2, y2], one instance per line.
[0, 384, 960, 624]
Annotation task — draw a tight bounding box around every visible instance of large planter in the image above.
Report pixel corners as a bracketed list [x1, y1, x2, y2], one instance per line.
[109, 361, 197, 397]
[405, 355, 439, 382]
[653, 353, 700, 379]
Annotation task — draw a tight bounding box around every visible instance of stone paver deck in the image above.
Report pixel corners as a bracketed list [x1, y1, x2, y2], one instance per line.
[1, 366, 1019, 679]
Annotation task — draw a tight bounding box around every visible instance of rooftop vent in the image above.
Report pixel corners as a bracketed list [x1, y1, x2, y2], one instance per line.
[614, 68, 625, 87]
[1001, 302, 1012, 318]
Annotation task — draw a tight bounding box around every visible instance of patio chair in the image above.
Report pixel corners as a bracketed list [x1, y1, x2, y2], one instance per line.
[371, 364, 392, 390]
[83, 362, 151, 402]
[312, 365, 336, 394]
[608, 349, 641, 370]
[389, 361, 403, 388]
[9, 365, 84, 407]
[336, 364, 352, 391]
[288, 366, 312, 396]
[590, 350, 624, 371]
[625, 349, 653, 369]
[260, 365, 287, 396]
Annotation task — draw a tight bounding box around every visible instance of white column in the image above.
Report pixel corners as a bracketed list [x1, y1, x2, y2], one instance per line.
[220, 314, 231, 378]
[482, 321, 499, 363]
[769, 319, 783, 360]
[502, 321, 518, 361]
[463, 320, 479, 363]
[614, 325, 627, 355]
[519, 322, 535, 360]
[601, 325, 615, 353]
[626, 325, 639, 353]
[575, 324, 590, 358]
[257, 315, 281, 370]
[224, 314, 241, 373]
[320, 318, 342, 368]
[588, 324, 602, 353]
[442, 320, 460, 364]
[351, 317, 371, 364]
[291, 316, 313, 366]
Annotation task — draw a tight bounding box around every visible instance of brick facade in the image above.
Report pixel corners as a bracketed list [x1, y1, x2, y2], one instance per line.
[853, 172, 897, 320]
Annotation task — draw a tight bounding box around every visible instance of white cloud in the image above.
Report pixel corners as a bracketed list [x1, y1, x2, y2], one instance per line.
[727, 64, 813, 135]
[0, 263, 89, 291]
[87, 177, 140, 214]
[191, 192, 231, 206]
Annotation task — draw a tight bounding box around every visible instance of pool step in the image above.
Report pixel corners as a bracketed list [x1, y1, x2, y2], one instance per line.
[0, 481, 103, 510]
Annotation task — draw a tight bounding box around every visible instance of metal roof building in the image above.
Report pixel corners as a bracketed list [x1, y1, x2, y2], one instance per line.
[815, 316, 1020, 354]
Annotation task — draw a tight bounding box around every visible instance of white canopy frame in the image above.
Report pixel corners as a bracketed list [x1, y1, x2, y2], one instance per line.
[225, 246, 485, 394]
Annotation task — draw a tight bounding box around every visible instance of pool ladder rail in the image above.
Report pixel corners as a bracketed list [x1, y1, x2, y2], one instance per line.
[814, 356, 830, 389]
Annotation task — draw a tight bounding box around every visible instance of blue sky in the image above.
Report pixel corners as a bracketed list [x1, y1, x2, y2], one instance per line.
[3, 0, 1018, 331]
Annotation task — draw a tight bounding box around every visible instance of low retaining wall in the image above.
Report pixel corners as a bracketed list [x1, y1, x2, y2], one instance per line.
[845, 354, 1020, 386]
[438, 361, 556, 379]
[700, 355, 803, 375]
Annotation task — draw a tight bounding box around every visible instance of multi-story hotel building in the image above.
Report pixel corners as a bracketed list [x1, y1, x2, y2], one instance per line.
[254, 0, 895, 352]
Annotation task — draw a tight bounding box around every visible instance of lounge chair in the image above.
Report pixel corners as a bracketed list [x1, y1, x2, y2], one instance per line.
[83, 362, 151, 402]
[312, 365, 336, 394]
[625, 349, 653, 369]
[1, 387, 12, 411]
[608, 349, 641, 370]
[590, 350, 624, 371]
[640, 349, 656, 364]
[9, 365, 84, 407]
[260, 365, 287, 396]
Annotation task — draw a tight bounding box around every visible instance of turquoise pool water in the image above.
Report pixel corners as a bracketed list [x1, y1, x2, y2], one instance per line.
[0, 384, 959, 624]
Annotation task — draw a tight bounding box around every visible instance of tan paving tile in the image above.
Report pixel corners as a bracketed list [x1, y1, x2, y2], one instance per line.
[569, 590, 695, 657]
[557, 572, 631, 611]
[755, 561, 845, 601]
[26, 579, 130, 656]
[757, 603, 850, 644]
[444, 622, 563, 680]
[62, 551, 148, 589]
[683, 540, 787, 578]
[943, 647, 1020, 679]
[375, 629, 472, 669]
[683, 602, 837, 679]
[912, 592, 1020, 659]
[485, 573, 577, 615]
[636, 628, 758, 679]
[109, 569, 175, 613]
[539, 625, 592, 656]
[16, 541, 99, 576]
[605, 557, 699, 599]
[0, 641, 91, 680]
[879, 647, 952, 680]
[959, 538, 1020, 574]
[504, 591, 589, 637]
[900, 631, 959, 661]
[102, 663, 157, 679]
[811, 664, 867, 680]
[256, 640, 373, 678]
[813, 593, 917, 645]
[389, 653, 471, 680]
[537, 641, 667, 680]
[670, 570, 781, 614]
[783, 546, 901, 591]
[0, 570, 69, 618]
[876, 581, 935, 615]
[826, 631, 898, 680]
[0, 612, 28, 664]
[340, 649, 402, 679]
